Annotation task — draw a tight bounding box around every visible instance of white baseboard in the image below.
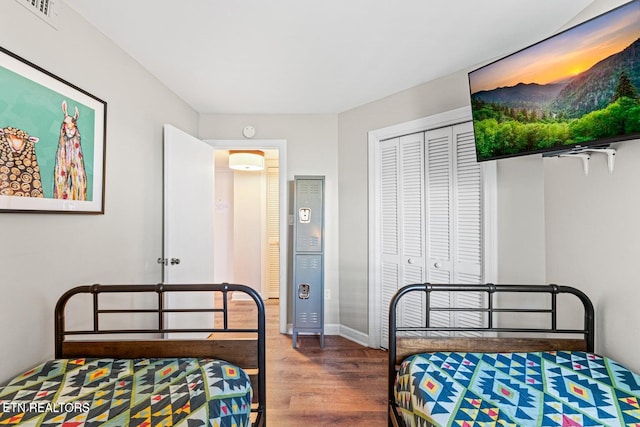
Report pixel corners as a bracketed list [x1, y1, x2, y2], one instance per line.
[339, 324, 370, 347]
[285, 323, 371, 348]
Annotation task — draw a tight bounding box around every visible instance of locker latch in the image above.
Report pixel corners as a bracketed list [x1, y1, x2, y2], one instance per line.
[298, 283, 310, 299]
[298, 208, 311, 223]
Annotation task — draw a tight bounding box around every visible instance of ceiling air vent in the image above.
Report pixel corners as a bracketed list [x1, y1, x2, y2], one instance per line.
[14, 0, 59, 29]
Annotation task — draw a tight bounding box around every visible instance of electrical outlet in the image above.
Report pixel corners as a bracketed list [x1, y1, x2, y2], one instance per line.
[324, 289, 331, 300]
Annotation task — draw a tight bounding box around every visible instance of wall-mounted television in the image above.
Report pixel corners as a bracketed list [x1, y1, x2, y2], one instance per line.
[468, 0, 640, 162]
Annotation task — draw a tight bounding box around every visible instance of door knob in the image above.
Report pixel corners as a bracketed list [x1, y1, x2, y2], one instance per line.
[170, 258, 181, 265]
[434, 262, 442, 268]
[407, 258, 414, 264]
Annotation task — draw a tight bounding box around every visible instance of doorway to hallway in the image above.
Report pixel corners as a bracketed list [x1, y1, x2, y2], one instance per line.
[206, 139, 289, 334]
[213, 149, 280, 298]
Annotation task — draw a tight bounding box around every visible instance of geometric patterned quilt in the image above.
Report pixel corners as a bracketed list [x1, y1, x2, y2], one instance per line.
[395, 351, 640, 427]
[0, 358, 252, 426]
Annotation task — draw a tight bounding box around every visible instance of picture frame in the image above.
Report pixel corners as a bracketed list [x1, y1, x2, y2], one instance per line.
[0, 45, 106, 213]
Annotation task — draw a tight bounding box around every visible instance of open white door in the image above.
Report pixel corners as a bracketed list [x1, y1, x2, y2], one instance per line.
[163, 124, 215, 336]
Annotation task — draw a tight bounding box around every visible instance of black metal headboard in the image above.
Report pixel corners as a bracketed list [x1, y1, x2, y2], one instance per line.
[54, 282, 266, 427]
[388, 283, 595, 412]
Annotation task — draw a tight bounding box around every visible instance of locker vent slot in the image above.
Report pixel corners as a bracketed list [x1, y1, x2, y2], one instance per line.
[298, 255, 321, 270]
[296, 235, 320, 249]
[297, 312, 320, 325]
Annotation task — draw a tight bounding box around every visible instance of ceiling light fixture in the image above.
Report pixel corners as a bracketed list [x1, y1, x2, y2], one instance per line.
[228, 150, 265, 171]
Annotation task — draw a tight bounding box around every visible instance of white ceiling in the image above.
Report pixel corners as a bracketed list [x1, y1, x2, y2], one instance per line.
[63, 0, 595, 114]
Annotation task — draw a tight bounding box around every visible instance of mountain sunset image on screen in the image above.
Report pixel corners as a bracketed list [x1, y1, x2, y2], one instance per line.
[468, 0, 640, 162]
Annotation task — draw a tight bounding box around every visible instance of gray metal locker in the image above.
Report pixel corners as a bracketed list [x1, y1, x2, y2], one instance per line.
[292, 176, 325, 348]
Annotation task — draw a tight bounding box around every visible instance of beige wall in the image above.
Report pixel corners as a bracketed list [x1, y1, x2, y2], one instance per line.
[337, 70, 548, 334]
[337, 0, 637, 377]
[2, 0, 637, 382]
[233, 171, 265, 294]
[530, 0, 640, 372]
[213, 165, 234, 283]
[337, 72, 475, 333]
[198, 114, 340, 327]
[496, 156, 547, 284]
[0, 2, 197, 381]
[544, 139, 640, 372]
[512, 0, 640, 369]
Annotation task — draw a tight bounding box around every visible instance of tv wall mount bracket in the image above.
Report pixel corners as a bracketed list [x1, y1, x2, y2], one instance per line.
[543, 144, 616, 176]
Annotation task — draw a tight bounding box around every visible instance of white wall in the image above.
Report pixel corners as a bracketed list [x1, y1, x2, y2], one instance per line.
[3, 0, 635, 381]
[233, 170, 265, 294]
[496, 156, 547, 284]
[337, 0, 635, 366]
[338, 71, 478, 334]
[337, 70, 547, 335]
[214, 152, 277, 298]
[0, 2, 197, 381]
[213, 156, 234, 283]
[493, 156, 548, 330]
[198, 115, 340, 327]
[538, 0, 640, 372]
[545, 139, 640, 372]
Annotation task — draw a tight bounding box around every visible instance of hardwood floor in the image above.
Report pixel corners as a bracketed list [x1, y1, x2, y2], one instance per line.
[222, 297, 389, 426]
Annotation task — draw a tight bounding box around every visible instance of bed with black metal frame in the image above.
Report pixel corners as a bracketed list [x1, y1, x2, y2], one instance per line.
[388, 283, 640, 427]
[0, 283, 266, 426]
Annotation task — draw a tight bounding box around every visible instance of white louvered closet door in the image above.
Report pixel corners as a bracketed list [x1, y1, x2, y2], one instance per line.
[379, 137, 399, 348]
[425, 127, 454, 333]
[426, 122, 483, 335]
[379, 133, 426, 348]
[452, 123, 484, 332]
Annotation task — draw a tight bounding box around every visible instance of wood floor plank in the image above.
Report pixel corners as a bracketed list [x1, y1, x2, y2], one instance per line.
[220, 296, 388, 425]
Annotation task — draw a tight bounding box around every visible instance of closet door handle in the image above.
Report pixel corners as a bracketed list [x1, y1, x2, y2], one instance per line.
[407, 258, 414, 265]
[434, 262, 442, 269]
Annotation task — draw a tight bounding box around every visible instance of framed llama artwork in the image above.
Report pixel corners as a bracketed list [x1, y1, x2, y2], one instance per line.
[0, 45, 106, 213]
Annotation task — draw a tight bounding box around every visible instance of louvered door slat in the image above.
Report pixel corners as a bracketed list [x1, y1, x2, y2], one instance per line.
[379, 138, 400, 349]
[397, 133, 426, 339]
[401, 135, 424, 259]
[427, 154, 452, 337]
[381, 141, 399, 256]
[399, 291, 426, 337]
[426, 127, 453, 287]
[428, 290, 451, 337]
[267, 167, 280, 298]
[454, 123, 482, 273]
[377, 120, 485, 348]
[381, 263, 399, 346]
[424, 123, 484, 335]
[378, 132, 427, 349]
[427, 132, 452, 264]
[454, 288, 483, 337]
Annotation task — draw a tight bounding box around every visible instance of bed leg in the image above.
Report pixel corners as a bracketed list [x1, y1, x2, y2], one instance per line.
[389, 404, 405, 427]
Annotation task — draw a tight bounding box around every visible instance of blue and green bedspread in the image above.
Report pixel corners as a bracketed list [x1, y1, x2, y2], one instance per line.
[395, 351, 640, 427]
[0, 357, 252, 426]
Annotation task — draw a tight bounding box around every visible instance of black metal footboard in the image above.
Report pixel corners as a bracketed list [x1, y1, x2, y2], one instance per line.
[387, 283, 595, 427]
